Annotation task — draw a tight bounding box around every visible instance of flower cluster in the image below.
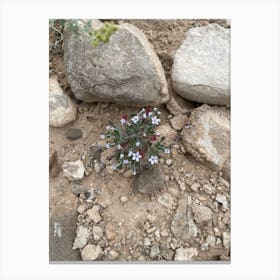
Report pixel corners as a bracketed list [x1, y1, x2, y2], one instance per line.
[101, 107, 170, 175]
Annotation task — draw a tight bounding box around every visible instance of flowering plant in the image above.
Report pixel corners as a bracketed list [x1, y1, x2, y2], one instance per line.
[101, 107, 170, 175]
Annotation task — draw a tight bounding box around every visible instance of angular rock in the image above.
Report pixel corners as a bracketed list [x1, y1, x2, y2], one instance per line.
[181, 104, 230, 171]
[171, 194, 198, 240]
[192, 204, 213, 224]
[170, 114, 189, 130]
[150, 244, 160, 258]
[216, 193, 229, 210]
[72, 225, 90, 249]
[105, 223, 116, 240]
[172, 24, 230, 105]
[87, 205, 101, 223]
[65, 128, 83, 141]
[92, 225, 103, 241]
[49, 78, 77, 127]
[174, 247, 198, 261]
[156, 124, 177, 147]
[134, 167, 165, 194]
[108, 250, 119, 260]
[64, 21, 169, 107]
[62, 159, 85, 181]
[81, 244, 103, 261]
[222, 231, 230, 249]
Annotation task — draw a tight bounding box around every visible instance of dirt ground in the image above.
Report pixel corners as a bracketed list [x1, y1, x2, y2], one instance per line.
[49, 19, 230, 262]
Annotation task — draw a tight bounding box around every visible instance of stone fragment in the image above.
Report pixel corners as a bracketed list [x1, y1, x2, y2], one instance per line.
[216, 193, 229, 210]
[170, 114, 189, 130]
[172, 24, 230, 105]
[156, 124, 177, 147]
[181, 104, 230, 171]
[65, 128, 83, 141]
[62, 160, 85, 181]
[49, 78, 76, 127]
[192, 204, 213, 224]
[81, 244, 103, 261]
[64, 21, 169, 106]
[92, 226, 103, 241]
[87, 205, 102, 223]
[108, 250, 119, 260]
[105, 223, 116, 240]
[134, 167, 165, 194]
[120, 196, 128, 204]
[174, 247, 198, 261]
[222, 231, 230, 248]
[72, 225, 90, 249]
[150, 244, 160, 258]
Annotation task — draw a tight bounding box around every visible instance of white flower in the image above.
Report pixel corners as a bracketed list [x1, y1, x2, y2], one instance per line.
[123, 159, 129, 164]
[164, 148, 171, 154]
[106, 125, 112, 130]
[120, 118, 126, 125]
[111, 165, 117, 170]
[149, 155, 158, 165]
[128, 150, 133, 157]
[132, 170, 137, 175]
[135, 141, 141, 147]
[148, 112, 153, 117]
[131, 115, 139, 124]
[142, 114, 147, 119]
[155, 131, 161, 136]
[151, 116, 160, 125]
[100, 134, 105, 139]
[106, 143, 110, 149]
[120, 153, 124, 159]
[117, 144, 122, 150]
[132, 151, 142, 162]
[154, 108, 158, 111]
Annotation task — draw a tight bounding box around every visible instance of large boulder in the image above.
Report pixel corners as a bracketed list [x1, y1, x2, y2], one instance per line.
[49, 78, 77, 127]
[64, 20, 169, 107]
[181, 104, 230, 173]
[172, 24, 230, 105]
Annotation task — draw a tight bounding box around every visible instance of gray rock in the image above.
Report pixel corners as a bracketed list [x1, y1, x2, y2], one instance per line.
[172, 24, 230, 105]
[71, 182, 87, 195]
[174, 247, 198, 261]
[134, 167, 165, 194]
[81, 244, 103, 261]
[65, 128, 83, 140]
[92, 225, 103, 241]
[62, 160, 85, 181]
[49, 78, 77, 127]
[87, 205, 101, 223]
[72, 225, 90, 249]
[216, 193, 229, 210]
[181, 104, 230, 171]
[171, 194, 198, 240]
[64, 21, 169, 107]
[222, 231, 230, 248]
[192, 204, 213, 224]
[150, 244, 160, 258]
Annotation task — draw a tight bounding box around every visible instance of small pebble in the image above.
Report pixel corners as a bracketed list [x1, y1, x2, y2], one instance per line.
[120, 196, 128, 204]
[166, 159, 172, 166]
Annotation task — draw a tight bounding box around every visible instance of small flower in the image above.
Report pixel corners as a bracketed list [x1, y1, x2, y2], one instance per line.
[106, 143, 110, 149]
[100, 134, 105, 139]
[136, 141, 141, 147]
[120, 118, 126, 125]
[149, 155, 158, 165]
[149, 135, 157, 142]
[120, 153, 124, 159]
[154, 108, 158, 111]
[111, 165, 117, 170]
[151, 116, 160, 125]
[131, 115, 140, 124]
[164, 148, 171, 154]
[132, 151, 142, 162]
[148, 112, 153, 117]
[123, 159, 129, 164]
[142, 114, 147, 119]
[117, 144, 122, 149]
[128, 150, 133, 157]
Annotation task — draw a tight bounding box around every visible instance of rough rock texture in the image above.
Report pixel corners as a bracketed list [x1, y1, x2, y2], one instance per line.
[191, 205, 213, 224]
[172, 24, 230, 105]
[72, 225, 90, 249]
[65, 128, 83, 141]
[171, 194, 197, 240]
[62, 159, 85, 181]
[181, 104, 230, 172]
[49, 78, 77, 127]
[134, 167, 165, 194]
[64, 21, 169, 106]
[174, 247, 198, 261]
[156, 124, 177, 147]
[170, 114, 189, 130]
[81, 244, 103, 261]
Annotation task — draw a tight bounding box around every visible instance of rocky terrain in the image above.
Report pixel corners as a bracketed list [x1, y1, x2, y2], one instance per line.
[49, 19, 230, 262]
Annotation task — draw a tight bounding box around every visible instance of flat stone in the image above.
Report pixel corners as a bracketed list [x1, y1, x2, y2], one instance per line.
[174, 247, 198, 261]
[72, 225, 90, 249]
[81, 244, 103, 261]
[64, 21, 169, 107]
[172, 24, 230, 105]
[49, 78, 76, 127]
[62, 159, 85, 181]
[65, 128, 83, 141]
[192, 204, 213, 224]
[181, 104, 230, 171]
[170, 114, 189, 130]
[87, 205, 102, 223]
[134, 167, 165, 194]
[150, 244, 160, 258]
